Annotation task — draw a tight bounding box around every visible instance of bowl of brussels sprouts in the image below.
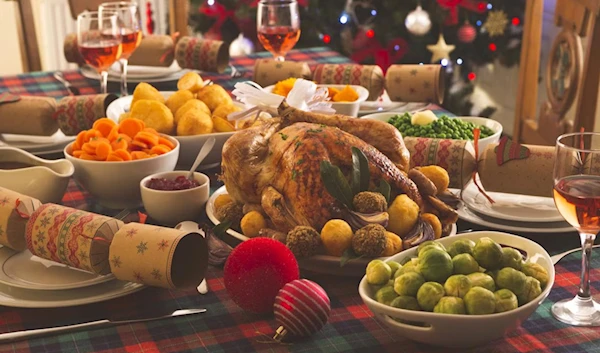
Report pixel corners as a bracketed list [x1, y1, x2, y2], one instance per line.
[358, 231, 554, 348]
[361, 111, 502, 152]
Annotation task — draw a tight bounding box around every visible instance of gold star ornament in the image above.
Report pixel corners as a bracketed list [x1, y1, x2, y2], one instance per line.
[427, 34, 455, 63]
[484, 10, 508, 37]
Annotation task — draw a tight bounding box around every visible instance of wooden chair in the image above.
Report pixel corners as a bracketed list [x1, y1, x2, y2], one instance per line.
[513, 0, 600, 145]
[15, 0, 190, 73]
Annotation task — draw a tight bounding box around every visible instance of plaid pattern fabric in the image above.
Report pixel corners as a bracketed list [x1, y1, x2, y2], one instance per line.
[1, 48, 599, 352]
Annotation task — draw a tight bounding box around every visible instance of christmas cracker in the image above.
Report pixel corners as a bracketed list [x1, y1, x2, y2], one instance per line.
[55, 94, 118, 136]
[0, 187, 41, 251]
[385, 64, 445, 104]
[252, 58, 312, 88]
[175, 36, 229, 73]
[109, 223, 208, 289]
[25, 204, 123, 275]
[312, 64, 384, 101]
[0, 93, 58, 136]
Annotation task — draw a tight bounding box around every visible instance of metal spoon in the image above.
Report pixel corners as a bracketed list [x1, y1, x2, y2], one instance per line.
[187, 137, 216, 180]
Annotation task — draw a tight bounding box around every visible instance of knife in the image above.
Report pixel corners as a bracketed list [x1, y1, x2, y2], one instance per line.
[0, 308, 206, 343]
[551, 244, 600, 264]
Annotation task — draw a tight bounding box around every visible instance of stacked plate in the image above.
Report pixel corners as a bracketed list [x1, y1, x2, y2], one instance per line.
[0, 247, 143, 308]
[452, 182, 575, 233]
[0, 131, 75, 156]
[81, 61, 189, 83]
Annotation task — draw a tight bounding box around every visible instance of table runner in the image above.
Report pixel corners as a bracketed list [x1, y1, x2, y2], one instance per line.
[0, 48, 600, 353]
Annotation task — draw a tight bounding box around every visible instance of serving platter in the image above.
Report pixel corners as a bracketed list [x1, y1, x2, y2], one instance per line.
[206, 186, 457, 276]
[0, 247, 115, 291]
[81, 62, 189, 83]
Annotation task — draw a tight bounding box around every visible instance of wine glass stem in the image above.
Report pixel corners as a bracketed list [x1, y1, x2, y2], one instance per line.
[100, 70, 109, 94]
[578, 232, 597, 299]
[120, 59, 129, 96]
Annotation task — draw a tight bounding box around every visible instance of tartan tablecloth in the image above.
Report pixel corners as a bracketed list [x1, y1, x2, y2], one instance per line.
[1, 48, 600, 353]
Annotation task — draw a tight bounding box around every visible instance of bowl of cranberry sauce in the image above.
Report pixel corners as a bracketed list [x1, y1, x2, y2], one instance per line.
[140, 171, 210, 226]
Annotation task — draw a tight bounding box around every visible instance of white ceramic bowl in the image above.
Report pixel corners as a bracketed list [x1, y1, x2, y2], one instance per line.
[358, 231, 554, 348]
[140, 171, 210, 226]
[0, 147, 74, 204]
[63, 135, 179, 209]
[106, 92, 243, 169]
[264, 84, 370, 117]
[360, 112, 502, 151]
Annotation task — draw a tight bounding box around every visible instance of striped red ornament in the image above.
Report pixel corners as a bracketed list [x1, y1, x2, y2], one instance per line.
[273, 279, 331, 341]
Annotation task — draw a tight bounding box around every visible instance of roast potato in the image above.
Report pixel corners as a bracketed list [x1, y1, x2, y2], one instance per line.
[175, 99, 211, 124]
[176, 109, 212, 136]
[177, 72, 204, 93]
[196, 84, 232, 111]
[212, 116, 235, 132]
[165, 90, 194, 116]
[131, 82, 165, 108]
[212, 103, 242, 120]
[129, 99, 174, 134]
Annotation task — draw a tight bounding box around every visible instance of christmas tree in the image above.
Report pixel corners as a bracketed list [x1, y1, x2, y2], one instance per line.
[188, 0, 526, 118]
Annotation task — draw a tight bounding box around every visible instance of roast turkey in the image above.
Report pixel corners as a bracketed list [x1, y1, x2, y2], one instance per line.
[221, 102, 422, 232]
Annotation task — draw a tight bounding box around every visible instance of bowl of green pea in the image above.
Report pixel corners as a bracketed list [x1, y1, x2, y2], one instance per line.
[361, 112, 502, 152]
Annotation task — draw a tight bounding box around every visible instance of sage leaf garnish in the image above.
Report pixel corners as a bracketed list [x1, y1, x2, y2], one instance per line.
[376, 179, 391, 204]
[213, 220, 232, 239]
[351, 147, 370, 195]
[320, 160, 354, 209]
[340, 247, 363, 267]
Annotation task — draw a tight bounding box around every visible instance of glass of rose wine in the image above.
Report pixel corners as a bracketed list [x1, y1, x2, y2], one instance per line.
[77, 11, 122, 94]
[552, 132, 600, 326]
[99, 2, 142, 96]
[257, 0, 301, 61]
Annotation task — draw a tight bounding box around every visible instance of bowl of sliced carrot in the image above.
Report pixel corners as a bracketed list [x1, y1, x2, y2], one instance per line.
[64, 117, 179, 209]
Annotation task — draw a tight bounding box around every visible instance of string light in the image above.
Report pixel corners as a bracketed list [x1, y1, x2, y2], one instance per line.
[488, 43, 497, 51]
[322, 34, 331, 44]
[512, 17, 520, 26]
[468, 72, 476, 81]
[476, 20, 482, 26]
[339, 13, 349, 24]
[207, 0, 215, 5]
[486, 3, 493, 10]
[371, 9, 377, 16]
[477, 2, 486, 11]
[394, 44, 400, 51]
[365, 29, 375, 38]
[457, 58, 463, 65]
[441, 58, 449, 66]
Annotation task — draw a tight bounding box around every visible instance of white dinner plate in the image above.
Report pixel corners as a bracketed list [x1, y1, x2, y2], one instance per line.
[81, 65, 189, 83]
[460, 181, 564, 223]
[206, 186, 457, 276]
[107, 61, 183, 79]
[0, 247, 115, 291]
[358, 91, 429, 115]
[0, 279, 144, 308]
[0, 130, 75, 156]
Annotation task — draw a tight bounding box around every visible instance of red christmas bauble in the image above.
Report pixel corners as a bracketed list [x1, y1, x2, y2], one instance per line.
[223, 238, 299, 314]
[273, 279, 331, 340]
[457, 23, 477, 43]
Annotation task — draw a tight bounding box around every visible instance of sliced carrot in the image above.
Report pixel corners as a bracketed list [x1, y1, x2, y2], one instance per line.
[106, 152, 124, 162]
[82, 142, 96, 155]
[118, 118, 145, 139]
[142, 148, 152, 154]
[72, 141, 81, 151]
[95, 140, 112, 160]
[84, 129, 102, 143]
[107, 125, 119, 141]
[113, 149, 132, 161]
[111, 136, 128, 151]
[76, 131, 87, 148]
[79, 152, 97, 161]
[116, 133, 132, 144]
[134, 131, 159, 147]
[157, 137, 175, 150]
[131, 140, 148, 150]
[72, 150, 84, 158]
[92, 118, 117, 137]
[143, 127, 158, 135]
[150, 144, 171, 155]
[131, 151, 150, 160]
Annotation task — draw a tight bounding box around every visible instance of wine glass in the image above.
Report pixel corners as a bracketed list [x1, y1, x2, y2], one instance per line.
[552, 132, 600, 326]
[99, 2, 142, 96]
[257, 0, 301, 61]
[77, 11, 122, 94]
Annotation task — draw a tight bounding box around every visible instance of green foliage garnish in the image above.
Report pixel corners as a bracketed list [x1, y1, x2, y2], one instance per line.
[351, 147, 370, 195]
[320, 160, 354, 209]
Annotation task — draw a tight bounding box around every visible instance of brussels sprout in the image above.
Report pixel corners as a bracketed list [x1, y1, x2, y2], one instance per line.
[501, 247, 524, 270]
[375, 285, 399, 305]
[387, 261, 402, 276]
[366, 260, 392, 285]
[485, 270, 499, 282]
[444, 275, 472, 298]
[447, 239, 476, 258]
[472, 237, 503, 270]
[463, 287, 496, 315]
[495, 267, 527, 296]
[395, 258, 420, 278]
[417, 248, 453, 283]
[467, 272, 496, 292]
[417, 282, 445, 311]
[521, 262, 549, 289]
[452, 253, 480, 275]
[417, 241, 446, 257]
[394, 272, 425, 297]
[390, 296, 421, 311]
[517, 276, 542, 306]
[434, 296, 466, 314]
[494, 289, 518, 313]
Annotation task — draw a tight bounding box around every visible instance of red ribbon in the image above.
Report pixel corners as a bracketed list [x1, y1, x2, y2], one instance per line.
[470, 128, 495, 204]
[437, 0, 485, 25]
[350, 35, 408, 73]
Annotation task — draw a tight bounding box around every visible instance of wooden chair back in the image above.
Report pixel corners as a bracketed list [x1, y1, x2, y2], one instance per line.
[514, 0, 600, 145]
